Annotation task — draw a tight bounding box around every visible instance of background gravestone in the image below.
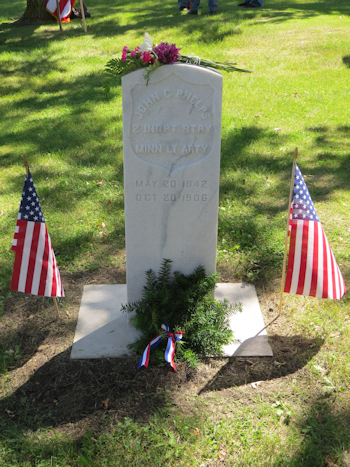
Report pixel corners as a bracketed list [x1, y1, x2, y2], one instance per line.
[122, 63, 223, 303]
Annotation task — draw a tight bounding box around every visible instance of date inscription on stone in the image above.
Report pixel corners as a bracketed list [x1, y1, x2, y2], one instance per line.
[134, 179, 208, 203]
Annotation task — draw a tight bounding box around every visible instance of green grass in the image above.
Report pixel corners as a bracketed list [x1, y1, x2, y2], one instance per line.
[1, 0, 350, 465]
[1, 397, 350, 466]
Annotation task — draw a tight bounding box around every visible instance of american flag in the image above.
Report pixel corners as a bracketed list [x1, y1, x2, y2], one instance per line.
[284, 163, 345, 299]
[46, 0, 76, 23]
[11, 171, 64, 298]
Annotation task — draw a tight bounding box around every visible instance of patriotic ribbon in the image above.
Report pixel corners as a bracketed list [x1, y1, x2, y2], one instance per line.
[138, 322, 183, 371]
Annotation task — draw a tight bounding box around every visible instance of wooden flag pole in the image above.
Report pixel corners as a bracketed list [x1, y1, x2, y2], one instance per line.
[278, 146, 298, 317]
[23, 157, 61, 320]
[78, 0, 87, 33]
[23, 156, 29, 178]
[254, 147, 298, 337]
[53, 297, 61, 319]
[55, 0, 63, 32]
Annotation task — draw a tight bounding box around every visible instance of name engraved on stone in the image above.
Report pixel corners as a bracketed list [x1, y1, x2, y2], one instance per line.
[130, 74, 216, 173]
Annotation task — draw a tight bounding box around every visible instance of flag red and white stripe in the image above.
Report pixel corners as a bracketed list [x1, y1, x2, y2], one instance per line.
[11, 171, 64, 298]
[46, 0, 76, 23]
[284, 163, 345, 300]
[284, 219, 345, 299]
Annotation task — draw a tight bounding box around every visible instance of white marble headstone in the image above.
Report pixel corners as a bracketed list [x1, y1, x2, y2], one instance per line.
[71, 64, 273, 360]
[122, 64, 223, 303]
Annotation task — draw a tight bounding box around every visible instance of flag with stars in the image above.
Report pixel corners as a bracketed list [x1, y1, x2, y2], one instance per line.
[284, 163, 345, 299]
[11, 170, 64, 298]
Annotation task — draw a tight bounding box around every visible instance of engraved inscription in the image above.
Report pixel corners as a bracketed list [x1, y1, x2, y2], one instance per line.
[135, 179, 208, 203]
[135, 179, 207, 188]
[130, 73, 216, 173]
[134, 89, 211, 121]
[136, 194, 157, 201]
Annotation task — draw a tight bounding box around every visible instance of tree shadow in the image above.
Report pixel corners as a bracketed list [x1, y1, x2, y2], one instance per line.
[275, 398, 350, 466]
[217, 124, 349, 282]
[0, 56, 66, 81]
[74, 0, 350, 42]
[198, 335, 323, 394]
[1, 325, 50, 372]
[246, 0, 350, 27]
[343, 55, 350, 68]
[0, 349, 189, 432]
[2, 0, 349, 54]
[0, 1, 349, 291]
[0, 65, 121, 188]
[221, 125, 350, 203]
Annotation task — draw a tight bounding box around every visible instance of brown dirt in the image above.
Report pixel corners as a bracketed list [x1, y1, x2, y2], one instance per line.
[0, 266, 323, 438]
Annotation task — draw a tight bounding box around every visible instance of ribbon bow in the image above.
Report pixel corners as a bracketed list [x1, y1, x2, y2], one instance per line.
[138, 322, 183, 371]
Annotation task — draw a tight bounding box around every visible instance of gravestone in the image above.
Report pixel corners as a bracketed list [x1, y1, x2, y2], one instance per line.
[122, 63, 223, 303]
[71, 63, 273, 359]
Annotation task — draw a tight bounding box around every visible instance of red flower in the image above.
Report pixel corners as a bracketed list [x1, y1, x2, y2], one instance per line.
[141, 52, 152, 63]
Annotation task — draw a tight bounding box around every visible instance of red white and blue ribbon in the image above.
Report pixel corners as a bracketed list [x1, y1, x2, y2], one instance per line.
[138, 322, 183, 371]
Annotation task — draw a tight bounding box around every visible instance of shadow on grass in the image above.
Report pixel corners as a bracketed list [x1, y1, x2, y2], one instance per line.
[0, 56, 67, 83]
[0, 67, 117, 117]
[343, 55, 350, 68]
[0, 348, 185, 432]
[0, 48, 123, 194]
[220, 125, 350, 210]
[1, 0, 349, 289]
[198, 334, 323, 394]
[247, 0, 350, 27]
[0, 61, 124, 224]
[276, 399, 350, 467]
[217, 124, 349, 282]
[0, 323, 50, 372]
[1, 0, 349, 54]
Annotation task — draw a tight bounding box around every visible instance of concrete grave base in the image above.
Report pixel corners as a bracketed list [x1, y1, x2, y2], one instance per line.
[70, 283, 273, 359]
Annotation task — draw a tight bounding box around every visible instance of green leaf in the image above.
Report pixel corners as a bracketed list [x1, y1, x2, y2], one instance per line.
[165, 450, 173, 459]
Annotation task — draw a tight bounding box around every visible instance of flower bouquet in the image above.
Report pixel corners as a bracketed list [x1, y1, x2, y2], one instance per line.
[105, 33, 251, 87]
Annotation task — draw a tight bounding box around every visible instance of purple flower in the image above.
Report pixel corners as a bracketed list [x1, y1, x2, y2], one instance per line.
[154, 42, 181, 64]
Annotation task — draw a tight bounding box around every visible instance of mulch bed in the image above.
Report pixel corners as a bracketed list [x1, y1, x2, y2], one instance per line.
[0, 266, 322, 437]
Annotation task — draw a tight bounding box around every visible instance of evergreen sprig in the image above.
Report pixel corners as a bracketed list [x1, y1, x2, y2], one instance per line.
[122, 259, 242, 367]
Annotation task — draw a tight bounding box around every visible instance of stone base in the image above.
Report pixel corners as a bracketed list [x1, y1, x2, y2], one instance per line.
[70, 283, 273, 359]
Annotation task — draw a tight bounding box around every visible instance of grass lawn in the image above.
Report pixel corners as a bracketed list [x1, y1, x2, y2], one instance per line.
[0, 0, 350, 465]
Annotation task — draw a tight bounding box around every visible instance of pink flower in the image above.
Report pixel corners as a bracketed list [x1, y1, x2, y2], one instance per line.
[130, 49, 136, 58]
[121, 46, 128, 62]
[141, 52, 152, 63]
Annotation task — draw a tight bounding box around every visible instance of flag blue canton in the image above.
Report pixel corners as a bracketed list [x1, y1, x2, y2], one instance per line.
[292, 164, 319, 222]
[19, 175, 45, 223]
